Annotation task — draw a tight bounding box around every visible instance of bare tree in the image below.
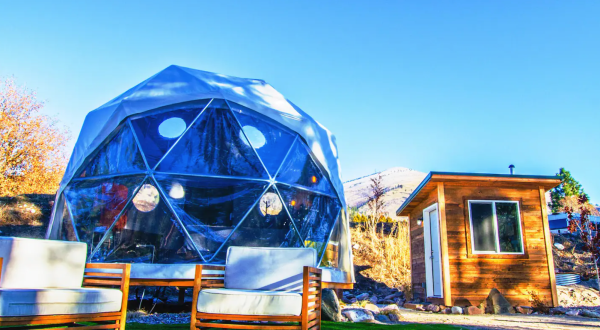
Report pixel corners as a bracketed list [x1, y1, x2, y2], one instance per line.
[364, 172, 386, 232]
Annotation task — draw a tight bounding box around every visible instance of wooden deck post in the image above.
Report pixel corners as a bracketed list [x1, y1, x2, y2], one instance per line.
[539, 187, 559, 307]
[437, 182, 452, 307]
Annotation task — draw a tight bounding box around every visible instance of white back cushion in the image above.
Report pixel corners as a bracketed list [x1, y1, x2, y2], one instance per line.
[224, 247, 316, 292]
[0, 237, 87, 289]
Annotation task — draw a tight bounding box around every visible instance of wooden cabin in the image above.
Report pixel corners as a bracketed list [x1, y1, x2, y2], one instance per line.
[396, 172, 561, 308]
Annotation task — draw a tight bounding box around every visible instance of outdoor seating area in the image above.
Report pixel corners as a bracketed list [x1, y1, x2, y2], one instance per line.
[0, 238, 324, 329]
[191, 247, 322, 329]
[0, 237, 130, 329]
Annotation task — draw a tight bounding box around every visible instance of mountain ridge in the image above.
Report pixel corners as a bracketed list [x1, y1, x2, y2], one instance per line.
[343, 167, 427, 219]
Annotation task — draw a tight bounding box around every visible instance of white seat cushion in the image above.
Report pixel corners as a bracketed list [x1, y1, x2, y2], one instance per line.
[225, 247, 316, 292]
[131, 263, 196, 279]
[0, 288, 122, 316]
[197, 288, 302, 316]
[129, 264, 222, 279]
[0, 237, 87, 289]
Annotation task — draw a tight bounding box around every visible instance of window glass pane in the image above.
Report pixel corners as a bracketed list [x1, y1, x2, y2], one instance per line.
[92, 182, 201, 263]
[496, 202, 523, 253]
[131, 101, 208, 169]
[60, 199, 77, 241]
[78, 124, 146, 178]
[229, 102, 296, 176]
[211, 186, 302, 263]
[64, 175, 146, 255]
[155, 174, 268, 261]
[157, 99, 268, 179]
[320, 214, 341, 268]
[275, 139, 335, 196]
[277, 185, 341, 260]
[470, 202, 496, 252]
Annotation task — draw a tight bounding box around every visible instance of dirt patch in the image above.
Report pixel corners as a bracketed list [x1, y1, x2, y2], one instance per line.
[0, 194, 54, 238]
[558, 281, 600, 308]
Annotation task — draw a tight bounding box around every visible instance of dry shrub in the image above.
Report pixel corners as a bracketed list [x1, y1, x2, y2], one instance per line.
[0, 197, 43, 226]
[0, 194, 54, 239]
[553, 234, 598, 279]
[351, 220, 411, 291]
[527, 290, 550, 314]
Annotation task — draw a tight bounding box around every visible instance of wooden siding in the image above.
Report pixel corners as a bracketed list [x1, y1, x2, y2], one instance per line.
[409, 189, 437, 301]
[408, 181, 556, 307]
[443, 184, 553, 307]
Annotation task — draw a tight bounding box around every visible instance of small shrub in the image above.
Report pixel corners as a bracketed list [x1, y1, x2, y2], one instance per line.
[527, 290, 550, 314]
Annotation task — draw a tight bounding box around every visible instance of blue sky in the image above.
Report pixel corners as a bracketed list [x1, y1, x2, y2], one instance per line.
[1, 1, 598, 202]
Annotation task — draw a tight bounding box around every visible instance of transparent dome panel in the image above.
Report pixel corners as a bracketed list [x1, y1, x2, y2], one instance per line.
[63, 175, 146, 255]
[157, 99, 268, 179]
[130, 101, 209, 169]
[91, 182, 201, 263]
[320, 214, 341, 268]
[277, 185, 341, 259]
[78, 124, 146, 178]
[154, 174, 269, 261]
[210, 186, 302, 262]
[59, 197, 77, 241]
[229, 102, 296, 176]
[275, 139, 335, 196]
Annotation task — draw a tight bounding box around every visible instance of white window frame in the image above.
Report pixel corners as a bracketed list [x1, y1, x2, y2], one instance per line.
[467, 200, 525, 255]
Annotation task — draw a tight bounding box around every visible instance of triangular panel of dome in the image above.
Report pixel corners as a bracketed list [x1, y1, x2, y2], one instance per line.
[90, 180, 202, 263]
[275, 139, 335, 196]
[63, 175, 146, 255]
[130, 100, 210, 169]
[78, 124, 146, 178]
[157, 99, 268, 179]
[209, 186, 303, 263]
[276, 184, 341, 259]
[228, 102, 296, 177]
[154, 173, 269, 261]
[59, 197, 77, 241]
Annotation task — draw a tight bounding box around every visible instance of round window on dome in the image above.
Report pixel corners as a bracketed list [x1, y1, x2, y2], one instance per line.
[168, 182, 185, 199]
[259, 192, 283, 216]
[133, 184, 160, 212]
[158, 117, 186, 139]
[240, 125, 266, 149]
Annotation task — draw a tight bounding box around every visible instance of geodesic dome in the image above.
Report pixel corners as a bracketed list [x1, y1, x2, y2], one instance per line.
[47, 65, 353, 282]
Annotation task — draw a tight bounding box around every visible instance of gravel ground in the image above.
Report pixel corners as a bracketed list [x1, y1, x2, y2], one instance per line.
[397, 308, 600, 330]
[127, 309, 600, 329]
[127, 312, 191, 324]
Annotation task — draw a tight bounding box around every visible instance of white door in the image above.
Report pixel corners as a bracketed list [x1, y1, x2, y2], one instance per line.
[423, 203, 443, 298]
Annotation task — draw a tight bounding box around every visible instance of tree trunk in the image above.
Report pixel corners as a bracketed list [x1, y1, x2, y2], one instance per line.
[595, 258, 600, 297]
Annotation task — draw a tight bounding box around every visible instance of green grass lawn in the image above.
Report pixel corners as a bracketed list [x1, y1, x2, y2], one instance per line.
[126, 322, 460, 330]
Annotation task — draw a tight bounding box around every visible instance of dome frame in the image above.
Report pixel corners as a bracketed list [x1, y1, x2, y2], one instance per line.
[47, 66, 353, 283]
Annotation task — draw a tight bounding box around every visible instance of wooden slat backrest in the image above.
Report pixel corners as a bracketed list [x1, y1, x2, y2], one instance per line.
[302, 266, 322, 330]
[192, 264, 321, 330]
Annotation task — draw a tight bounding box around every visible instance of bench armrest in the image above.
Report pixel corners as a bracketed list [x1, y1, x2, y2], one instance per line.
[302, 266, 322, 327]
[191, 264, 226, 322]
[83, 263, 131, 292]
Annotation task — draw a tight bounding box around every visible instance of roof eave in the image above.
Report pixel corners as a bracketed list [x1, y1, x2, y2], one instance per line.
[395, 172, 561, 217]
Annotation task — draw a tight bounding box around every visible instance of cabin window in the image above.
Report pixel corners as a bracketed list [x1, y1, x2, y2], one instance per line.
[468, 201, 524, 254]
